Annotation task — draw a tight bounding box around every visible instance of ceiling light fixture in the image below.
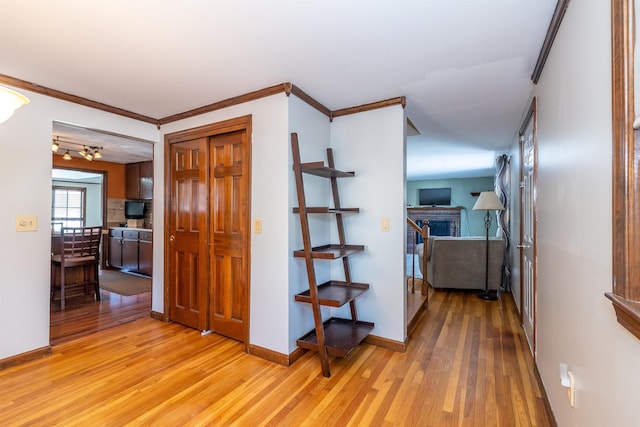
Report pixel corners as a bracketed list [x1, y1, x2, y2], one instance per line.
[51, 137, 104, 161]
[0, 86, 29, 124]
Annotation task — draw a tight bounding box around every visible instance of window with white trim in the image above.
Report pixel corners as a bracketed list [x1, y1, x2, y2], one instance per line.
[51, 186, 86, 233]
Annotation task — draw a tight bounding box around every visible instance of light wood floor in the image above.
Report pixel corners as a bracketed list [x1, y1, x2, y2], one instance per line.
[4, 290, 554, 426]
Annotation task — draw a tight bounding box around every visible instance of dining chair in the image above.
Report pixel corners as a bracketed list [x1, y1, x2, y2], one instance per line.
[51, 226, 102, 310]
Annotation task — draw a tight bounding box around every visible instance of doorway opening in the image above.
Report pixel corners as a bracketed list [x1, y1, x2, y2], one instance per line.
[50, 122, 155, 345]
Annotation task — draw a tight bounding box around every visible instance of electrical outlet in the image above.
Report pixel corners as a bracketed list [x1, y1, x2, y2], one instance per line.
[16, 215, 38, 232]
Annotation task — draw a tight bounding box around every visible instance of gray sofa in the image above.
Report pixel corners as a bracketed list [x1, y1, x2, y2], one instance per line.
[416, 236, 505, 290]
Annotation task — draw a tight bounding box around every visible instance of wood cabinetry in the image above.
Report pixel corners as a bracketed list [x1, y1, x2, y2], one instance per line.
[108, 228, 152, 276]
[125, 161, 153, 200]
[291, 133, 373, 378]
[108, 229, 124, 269]
[138, 231, 153, 276]
[121, 230, 140, 271]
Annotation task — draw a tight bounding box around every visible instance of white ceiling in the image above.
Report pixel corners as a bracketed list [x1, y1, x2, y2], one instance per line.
[53, 121, 154, 163]
[0, 0, 557, 177]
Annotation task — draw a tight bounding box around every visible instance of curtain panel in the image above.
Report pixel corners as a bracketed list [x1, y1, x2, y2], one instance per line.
[495, 154, 512, 292]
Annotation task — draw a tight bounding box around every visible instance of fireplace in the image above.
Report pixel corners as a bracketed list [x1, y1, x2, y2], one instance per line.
[428, 220, 451, 236]
[407, 207, 462, 252]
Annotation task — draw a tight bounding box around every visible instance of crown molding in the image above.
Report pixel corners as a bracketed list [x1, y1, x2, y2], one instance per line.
[287, 83, 332, 117]
[531, 0, 571, 84]
[1, 73, 404, 127]
[330, 96, 406, 121]
[0, 74, 158, 125]
[157, 83, 292, 125]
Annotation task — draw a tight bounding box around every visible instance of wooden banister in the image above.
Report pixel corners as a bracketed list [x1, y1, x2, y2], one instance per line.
[406, 218, 429, 297]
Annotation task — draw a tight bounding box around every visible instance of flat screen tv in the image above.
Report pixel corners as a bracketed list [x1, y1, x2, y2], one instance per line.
[125, 200, 146, 219]
[419, 188, 451, 206]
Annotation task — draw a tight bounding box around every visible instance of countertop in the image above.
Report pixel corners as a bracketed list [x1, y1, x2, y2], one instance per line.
[109, 226, 152, 232]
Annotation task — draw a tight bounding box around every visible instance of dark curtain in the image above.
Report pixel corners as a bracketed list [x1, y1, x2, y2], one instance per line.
[495, 154, 512, 292]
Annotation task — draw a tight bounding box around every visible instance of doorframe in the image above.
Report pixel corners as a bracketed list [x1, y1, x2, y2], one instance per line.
[518, 98, 537, 355]
[163, 115, 252, 348]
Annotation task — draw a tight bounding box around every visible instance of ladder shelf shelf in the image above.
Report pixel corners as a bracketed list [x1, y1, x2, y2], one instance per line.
[292, 207, 360, 214]
[296, 317, 375, 358]
[292, 244, 364, 259]
[291, 132, 373, 377]
[294, 280, 370, 307]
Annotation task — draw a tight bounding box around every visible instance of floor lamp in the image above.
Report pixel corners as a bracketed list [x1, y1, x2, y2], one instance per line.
[472, 191, 505, 301]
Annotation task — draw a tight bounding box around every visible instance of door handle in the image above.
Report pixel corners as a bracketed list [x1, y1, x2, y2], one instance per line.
[517, 244, 530, 249]
[169, 235, 175, 242]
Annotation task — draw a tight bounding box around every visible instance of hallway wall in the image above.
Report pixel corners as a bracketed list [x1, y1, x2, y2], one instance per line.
[511, 1, 640, 425]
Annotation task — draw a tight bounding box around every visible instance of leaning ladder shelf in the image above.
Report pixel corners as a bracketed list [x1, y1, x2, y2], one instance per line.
[291, 132, 374, 377]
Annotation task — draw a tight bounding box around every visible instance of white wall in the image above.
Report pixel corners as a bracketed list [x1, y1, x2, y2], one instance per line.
[1, 84, 407, 361]
[157, 94, 291, 354]
[330, 106, 407, 342]
[0, 87, 158, 360]
[510, 1, 640, 425]
[157, 95, 407, 354]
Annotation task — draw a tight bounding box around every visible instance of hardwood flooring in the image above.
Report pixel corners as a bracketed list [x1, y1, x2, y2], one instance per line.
[5, 289, 554, 426]
[407, 278, 428, 336]
[50, 270, 152, 345]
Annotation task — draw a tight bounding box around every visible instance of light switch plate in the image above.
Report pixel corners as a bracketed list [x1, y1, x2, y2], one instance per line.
[254, 219, 262, 234]
[16, 215, 38, 232]
[381, 218, 390, 232]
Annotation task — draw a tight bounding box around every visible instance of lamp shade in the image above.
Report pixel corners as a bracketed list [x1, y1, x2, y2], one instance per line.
[0, 86, 29, 124]
[472, 191, 505, 211]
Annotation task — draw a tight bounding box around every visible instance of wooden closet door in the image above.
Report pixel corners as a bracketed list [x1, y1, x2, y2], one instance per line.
[209, 128, 249, 342]
[168, 137, 207, 330]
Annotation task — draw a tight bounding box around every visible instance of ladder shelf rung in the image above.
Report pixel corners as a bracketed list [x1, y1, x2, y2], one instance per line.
[293, 207, 360, 214]
[299, 162, 355, 178]
[295, 281, 370, 307]
[293, 244, 364, 259]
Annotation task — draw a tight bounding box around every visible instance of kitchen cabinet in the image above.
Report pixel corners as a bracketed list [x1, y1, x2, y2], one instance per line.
[122, 230, 140, 271]
[108, 228, 152, 276]
[126, 161, 153, 200]
[108, 229, 124, 269]
[138, 231, 153, 276]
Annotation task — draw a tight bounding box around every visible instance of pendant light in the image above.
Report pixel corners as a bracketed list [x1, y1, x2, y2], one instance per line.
[0, 86, 29, 124]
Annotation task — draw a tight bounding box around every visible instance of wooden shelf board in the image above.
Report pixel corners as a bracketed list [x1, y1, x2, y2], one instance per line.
[299, 162, 355, 178]
[293, 207, 360, 214]
[295, 281, 370, 307]
[293, 244, 365, 259]
[296, 317, 374, 357]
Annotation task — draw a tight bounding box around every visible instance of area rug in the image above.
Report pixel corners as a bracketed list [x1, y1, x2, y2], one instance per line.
[99, 270, 152, 296]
